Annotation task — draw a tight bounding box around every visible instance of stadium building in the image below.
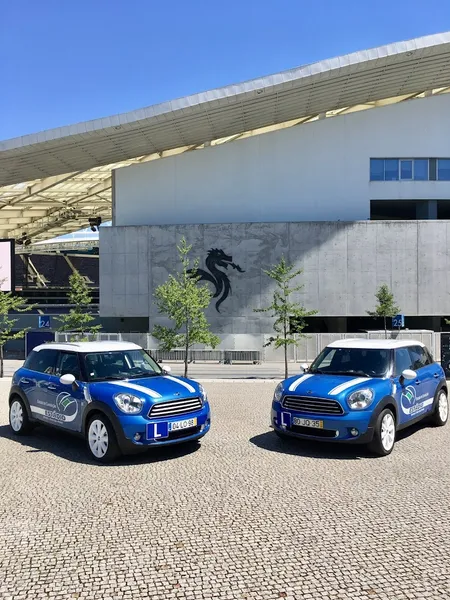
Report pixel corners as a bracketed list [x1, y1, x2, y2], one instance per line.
[1, 31, 450, 356]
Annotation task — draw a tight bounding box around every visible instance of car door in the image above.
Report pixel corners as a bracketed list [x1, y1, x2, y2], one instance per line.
[21, 349, 59, 423]
[51, 351, 86, 433]
[407, 345, 436, 416]
[393, 347, 424, 426]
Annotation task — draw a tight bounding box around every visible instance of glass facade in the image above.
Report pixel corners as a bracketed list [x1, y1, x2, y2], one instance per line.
[438, 159, 450, 181]
[370, 158, 450, 181]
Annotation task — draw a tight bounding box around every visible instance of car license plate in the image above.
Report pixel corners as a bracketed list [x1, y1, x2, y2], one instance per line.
[292, 417, 323, 429]
[169, 417, 197, 431]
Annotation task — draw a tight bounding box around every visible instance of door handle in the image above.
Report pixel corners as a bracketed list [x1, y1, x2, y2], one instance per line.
[47, 385, 57, 391]
[434, 373, 440, 378]
[20, 378, 30, 384]
[415, 380, 420, 385]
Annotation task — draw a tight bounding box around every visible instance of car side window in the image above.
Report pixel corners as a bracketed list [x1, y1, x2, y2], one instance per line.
[24, 349, 58, 375]
[394, 348, 414, 377]
[408, 346, 430, 371]
[55, 352, 81, 380]
[424, 348, 434, 364]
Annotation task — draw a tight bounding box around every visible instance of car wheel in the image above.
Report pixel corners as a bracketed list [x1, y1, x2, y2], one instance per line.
[87, 415, 120, 463]
[369, 408, 396, 456]
[431, 389, 449, 427]
[9, 397, 33, 435]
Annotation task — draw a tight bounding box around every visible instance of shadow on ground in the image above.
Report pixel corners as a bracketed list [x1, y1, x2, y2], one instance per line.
[0, 424, 201, 466]
[250, 421, 433, 461]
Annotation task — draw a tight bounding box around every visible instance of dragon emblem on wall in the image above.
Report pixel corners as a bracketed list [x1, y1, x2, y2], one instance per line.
[189, 248, 245, 312]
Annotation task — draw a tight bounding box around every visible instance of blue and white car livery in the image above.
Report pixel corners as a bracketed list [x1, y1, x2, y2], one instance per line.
[8, 342, 211, 462]
[271, 339, 448, 455]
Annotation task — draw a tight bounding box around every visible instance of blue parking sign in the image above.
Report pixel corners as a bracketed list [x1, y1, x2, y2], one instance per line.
[392, 314, 405, 328]
[38, 315, 51, 329]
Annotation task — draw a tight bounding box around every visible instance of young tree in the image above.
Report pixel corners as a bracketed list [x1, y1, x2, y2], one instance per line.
[367, 284, 401, 339]
[57, 270, 101, 341]
[153, 238, 220, 377]
[0, 292, 34, 378]
[255, 256, 317, 380]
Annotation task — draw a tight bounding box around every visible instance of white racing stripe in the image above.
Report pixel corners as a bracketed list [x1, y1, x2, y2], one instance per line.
[108, 380, 162, 398]
[288, 373, 314, 392]
[329, 377, 370, 396]
[164, 375, 196, 393]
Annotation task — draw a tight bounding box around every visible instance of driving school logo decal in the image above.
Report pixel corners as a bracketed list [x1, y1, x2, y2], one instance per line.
[44, 392, 79, 423]
[400, 385, 433, 416]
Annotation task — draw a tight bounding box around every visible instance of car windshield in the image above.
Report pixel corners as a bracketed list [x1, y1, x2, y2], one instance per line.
[83, 349, 162, 382]
[309, 346, 391, 378]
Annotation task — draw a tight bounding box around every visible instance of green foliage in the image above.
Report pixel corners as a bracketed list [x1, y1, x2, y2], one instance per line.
[57, 270, 101, 341]
[0, 289, 34, 377]
[367, 284, 401, 337]
[255, 256, 317, 379]
[152, 238, 220, 377]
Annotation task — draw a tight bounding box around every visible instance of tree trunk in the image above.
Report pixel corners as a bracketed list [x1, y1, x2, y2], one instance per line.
[284, 319, 288, 380]
[184, 322, 189, 378]
[384, 316, 387, 339]
[0, 345, 4, 379]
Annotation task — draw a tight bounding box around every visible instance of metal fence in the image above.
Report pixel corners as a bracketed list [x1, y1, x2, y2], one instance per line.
[54, 330, 441, 363]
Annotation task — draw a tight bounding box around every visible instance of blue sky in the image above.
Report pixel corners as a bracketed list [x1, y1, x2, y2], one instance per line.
[1, 0, 449, 141]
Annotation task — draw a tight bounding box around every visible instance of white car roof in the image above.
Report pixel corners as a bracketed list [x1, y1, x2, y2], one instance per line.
[327, 339, 425, 350]
[32, 341, 143, 353]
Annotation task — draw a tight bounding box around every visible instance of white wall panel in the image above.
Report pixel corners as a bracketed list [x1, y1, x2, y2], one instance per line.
[114, 94, 450, 226]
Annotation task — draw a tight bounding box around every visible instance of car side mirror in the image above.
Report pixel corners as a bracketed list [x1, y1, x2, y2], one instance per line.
[160, 365, 171, 374]
[300, 363, 309, 373]
[401, 369, 417, 381]
[59, 373, 79, 390]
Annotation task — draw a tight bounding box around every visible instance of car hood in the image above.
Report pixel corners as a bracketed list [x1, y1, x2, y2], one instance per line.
[282, 372, 380, 399]
[89, 374, 200, 402]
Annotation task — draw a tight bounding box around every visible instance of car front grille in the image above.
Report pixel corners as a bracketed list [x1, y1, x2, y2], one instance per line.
[148, 397, 202, 419]
[282, 396, 344, 415]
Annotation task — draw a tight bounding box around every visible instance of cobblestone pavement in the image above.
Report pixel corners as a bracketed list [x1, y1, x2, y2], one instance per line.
[1, 380, 450, 600]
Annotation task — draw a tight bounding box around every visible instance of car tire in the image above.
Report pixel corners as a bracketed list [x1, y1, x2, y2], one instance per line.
[430, 389, 449, 427]
[368, 408, 396, 456]
[9, 397, 33, 435]
[87, 415, 121, 463]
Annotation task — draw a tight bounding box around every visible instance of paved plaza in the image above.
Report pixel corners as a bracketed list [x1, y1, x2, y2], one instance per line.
[1, 379, 450, 600]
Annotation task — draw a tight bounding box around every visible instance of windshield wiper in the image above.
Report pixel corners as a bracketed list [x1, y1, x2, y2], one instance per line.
[326, 369, 370, 378]
[128, 371, 160, 379]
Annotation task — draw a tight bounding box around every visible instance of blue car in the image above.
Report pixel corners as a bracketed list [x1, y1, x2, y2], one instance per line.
[271, 339, 448, 456]
[8, 342, 211, 462]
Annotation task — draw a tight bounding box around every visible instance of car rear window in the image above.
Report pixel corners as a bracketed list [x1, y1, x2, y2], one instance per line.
[23, 349, 58, 374]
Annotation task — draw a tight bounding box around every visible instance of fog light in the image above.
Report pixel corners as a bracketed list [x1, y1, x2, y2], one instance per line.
[134, 433, 142, 441]
[350, 428, 359, 437]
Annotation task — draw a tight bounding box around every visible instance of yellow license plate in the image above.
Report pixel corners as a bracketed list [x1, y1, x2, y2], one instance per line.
[169, 417, 197, 431]
[293, 417, 323, 429]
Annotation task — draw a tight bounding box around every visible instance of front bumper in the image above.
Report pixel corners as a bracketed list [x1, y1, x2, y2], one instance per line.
[271, 402, 374, 444]
[115, 405, 211, 452]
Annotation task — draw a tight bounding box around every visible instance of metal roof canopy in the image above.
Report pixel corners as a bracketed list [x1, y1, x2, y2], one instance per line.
[1, 31, 450, 242]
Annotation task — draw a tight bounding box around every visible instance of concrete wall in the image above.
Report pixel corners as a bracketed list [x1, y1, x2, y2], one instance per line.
[114, 94, 450, 226]
[100, 220, 450, 330]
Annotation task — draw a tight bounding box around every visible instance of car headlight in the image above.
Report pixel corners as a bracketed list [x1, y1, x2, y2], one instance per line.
[273, 383, 284, 403]
[113, 393, 144, 414]
[199, 384, 208, 405]
[347, 388, 374, 410]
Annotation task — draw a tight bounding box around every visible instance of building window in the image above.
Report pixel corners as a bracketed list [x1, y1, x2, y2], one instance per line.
[384, 159, 399, 181]
[370, 158, 450, 182]
[370, 159, 384, 181]
[414, 159, 428, 181]
[400, 159, 413, 180]
[438, 159, 450, 181]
